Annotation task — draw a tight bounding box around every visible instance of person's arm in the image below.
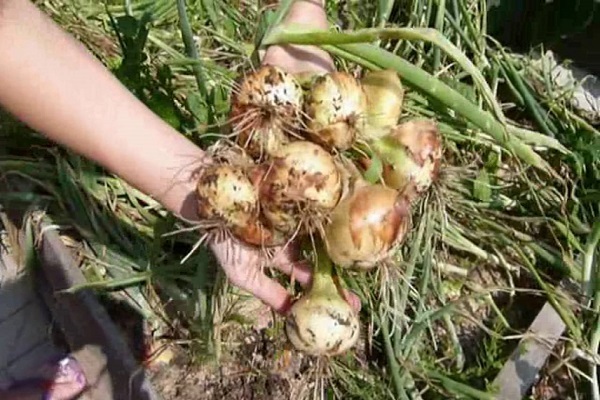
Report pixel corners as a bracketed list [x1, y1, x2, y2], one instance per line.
[0, 0, 357, 318]
[0, 0, 204, 220]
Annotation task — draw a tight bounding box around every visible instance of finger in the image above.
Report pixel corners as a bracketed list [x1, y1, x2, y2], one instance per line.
[273, 257, 361, 313]
[342, 289, 362, 313]
[284, 0, 329, 30]
[248, 273, 360, 316]
[273, 258, 313, 287]
[270, 245, 362, 312]
[270, 245, 312, 286]
[247, 273, 295, 315]
[261, 0, 334, 74]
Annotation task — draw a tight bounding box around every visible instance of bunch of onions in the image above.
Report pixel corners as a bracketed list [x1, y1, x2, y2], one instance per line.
[304, 72, 367, 152]
[285, 242, 360, 356]
[229, 65, 304, 159]
[254, 140, 343, 236]
[187, 61, 446, 360]
[361, 69, 405, 141]
[370, 119, 443, 197]
[322, 180, 412, 270]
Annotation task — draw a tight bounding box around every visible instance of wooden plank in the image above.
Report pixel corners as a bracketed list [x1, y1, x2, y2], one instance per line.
[34, 222, 162, 400]
[491, 301, 567, 399]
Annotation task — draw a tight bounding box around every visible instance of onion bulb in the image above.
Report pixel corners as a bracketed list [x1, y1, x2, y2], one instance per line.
[304, 72, 367, 151]
[195, 163, 288, 247]
[361, 69, 405, 140]
[230, 218, 288, 247]
[196, 163, 258, 229]
[322, 181, 411, 270]
[236, 118, 289, 160]
[285, 244, 360, 356]
[372, 119, 443, 196]
[230, 65, 303, 147]
[256, 141, 343, 235]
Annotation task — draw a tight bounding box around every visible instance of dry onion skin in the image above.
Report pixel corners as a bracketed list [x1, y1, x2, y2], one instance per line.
[196, 163, 258, 228]
[304, 72, 367, 151]
[322, 181, 412, 270]
[361, 69, 405, 141]
[230, 218, 288, 247]
[236, 118, 289, 160]
[195, 163, 285, 247]
[373, 119, 443, 196]
[285, 245, 360, 356]
[256, 141, 343, 235]
[229, 65, 304, 157]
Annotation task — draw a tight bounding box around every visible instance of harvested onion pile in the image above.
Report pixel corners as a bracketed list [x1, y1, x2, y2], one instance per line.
[193, 65, 443, 357]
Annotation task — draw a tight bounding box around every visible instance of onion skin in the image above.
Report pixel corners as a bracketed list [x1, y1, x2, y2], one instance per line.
[285, 246, 360, 356]
[256, 141, 343, 234]
[196, 164, 258, 229]
[361, 69, 404, 141]
[230, 65, 303, 119]
[304, 72, 367, 151]
[323, 182, 411, 270]
[231, 218, 288, 247]
[374, 119, 443, 196]
[236, 119, 289, 160]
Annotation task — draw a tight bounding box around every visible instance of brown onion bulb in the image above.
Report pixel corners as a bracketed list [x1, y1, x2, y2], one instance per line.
[230, 65, 303, 119]
[230, 65, 303, 144]
[361, 69, 405, 140]
[285, 245, 360, 356]
[196, 164, 258, 229]
[236, 119, 289, 160]
[304, 72, 367, 151]
[322, 182, 411, 270]
[231, 218, 288, 247]
[374, 119, 443, 196]
[257, 141, 343, 235]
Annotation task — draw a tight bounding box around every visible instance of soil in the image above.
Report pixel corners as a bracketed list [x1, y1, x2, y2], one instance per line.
[435, 261, 547, 368]
[146, 329, 305, 400]
[101, 290, 316, 400]
[528, 341, 579, 400]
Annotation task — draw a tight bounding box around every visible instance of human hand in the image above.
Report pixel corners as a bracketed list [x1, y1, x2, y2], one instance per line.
[208, 0, 361, 316]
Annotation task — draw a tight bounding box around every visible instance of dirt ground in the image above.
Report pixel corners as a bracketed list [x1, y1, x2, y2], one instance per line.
[103, 289, 316, 400]
[146, 329, 305, 400]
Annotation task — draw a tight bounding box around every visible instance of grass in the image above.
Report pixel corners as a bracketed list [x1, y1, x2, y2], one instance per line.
[1, 0, 599, 399]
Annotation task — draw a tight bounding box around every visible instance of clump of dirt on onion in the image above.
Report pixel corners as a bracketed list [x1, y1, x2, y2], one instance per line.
[372, 118, 443, 197]
[254, 140, 343, 236]
[361, 69, 405, 141]
[304, 71, 367, 151]
[285, 243, 360, 356]
[322, 180, 412, 270]
[229, 65, 304, 159]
